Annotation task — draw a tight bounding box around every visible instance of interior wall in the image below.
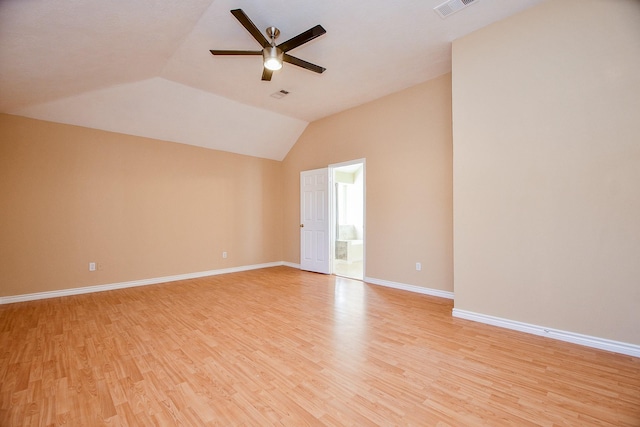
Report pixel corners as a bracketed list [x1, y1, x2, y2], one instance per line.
[452, 0, 640, 344]
[0, 114, 283, 297]
[282, 74, 453, 292]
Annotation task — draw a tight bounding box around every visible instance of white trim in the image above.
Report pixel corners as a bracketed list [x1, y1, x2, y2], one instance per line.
[0, 262, 284, 305]
[452, 308, 640, 358]
[282, 261, 301, 269]
[329, 158, 367, 169]
[364, 276, 454, 300]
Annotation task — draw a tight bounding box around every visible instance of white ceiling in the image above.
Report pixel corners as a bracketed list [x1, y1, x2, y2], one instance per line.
[0, 0, 544, 160]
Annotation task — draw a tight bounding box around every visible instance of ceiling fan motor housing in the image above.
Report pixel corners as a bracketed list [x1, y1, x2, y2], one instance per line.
[263, 45, 284, 71]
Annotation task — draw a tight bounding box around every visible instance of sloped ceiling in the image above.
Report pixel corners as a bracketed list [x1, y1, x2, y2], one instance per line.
[0, 0, 544, 160]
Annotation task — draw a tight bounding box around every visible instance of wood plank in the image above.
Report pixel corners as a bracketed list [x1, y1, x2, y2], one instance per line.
[0, 267, 638, 425]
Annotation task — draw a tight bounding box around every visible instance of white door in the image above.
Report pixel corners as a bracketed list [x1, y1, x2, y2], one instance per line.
[300, 168, 330, 274]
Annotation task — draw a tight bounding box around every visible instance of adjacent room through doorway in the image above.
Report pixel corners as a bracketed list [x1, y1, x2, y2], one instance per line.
[331, 161, 364, 280]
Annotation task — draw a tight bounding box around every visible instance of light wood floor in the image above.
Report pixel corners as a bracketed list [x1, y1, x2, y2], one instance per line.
[1, 267, 638, 426]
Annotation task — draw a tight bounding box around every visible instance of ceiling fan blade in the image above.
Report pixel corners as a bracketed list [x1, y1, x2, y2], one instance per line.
[283, 54, 326, 74]
[277, 25, 326, 52]
[261, 68, 273, 81]
[230, 9, 270, 48]
[210, 50, 262, 56]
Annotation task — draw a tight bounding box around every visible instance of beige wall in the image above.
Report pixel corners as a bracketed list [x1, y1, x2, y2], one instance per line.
[0, 114, 283, 297]
[282, 75, 453, 292]
[452, 0, 640, 344]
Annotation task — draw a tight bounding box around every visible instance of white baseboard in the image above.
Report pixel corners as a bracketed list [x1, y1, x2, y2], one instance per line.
[279, 264, 454, 300]
[0, 262, 285, 305]
[282, 261, 301, 269]
[452, 308, 640, 358]
[364, 276, 454, 300]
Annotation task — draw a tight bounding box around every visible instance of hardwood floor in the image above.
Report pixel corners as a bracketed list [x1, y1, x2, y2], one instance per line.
[1, 266, 638, 426]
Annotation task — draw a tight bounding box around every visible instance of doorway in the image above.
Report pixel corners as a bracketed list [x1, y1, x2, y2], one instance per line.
[331, 160, 365, 280]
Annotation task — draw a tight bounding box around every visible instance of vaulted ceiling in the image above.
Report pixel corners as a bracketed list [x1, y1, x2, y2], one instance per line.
[0, 0, 544, 160]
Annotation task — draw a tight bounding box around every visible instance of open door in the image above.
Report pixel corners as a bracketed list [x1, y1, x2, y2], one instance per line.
[300, 168, 330, 274]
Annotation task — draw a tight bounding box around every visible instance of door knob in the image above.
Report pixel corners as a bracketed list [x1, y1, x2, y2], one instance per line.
[300, 224, 304, 228]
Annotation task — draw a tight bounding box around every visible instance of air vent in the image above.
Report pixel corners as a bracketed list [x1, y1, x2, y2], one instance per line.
[434, 0, 479, 18]
[270, 90, 290, 99]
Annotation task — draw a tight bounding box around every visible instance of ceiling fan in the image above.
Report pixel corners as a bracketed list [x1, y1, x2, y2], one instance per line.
[210, 9, 326, 81]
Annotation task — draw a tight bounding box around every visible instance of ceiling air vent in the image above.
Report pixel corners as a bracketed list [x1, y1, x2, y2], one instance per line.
[434, 0, 479, 18]
[270, 90, 290, 99]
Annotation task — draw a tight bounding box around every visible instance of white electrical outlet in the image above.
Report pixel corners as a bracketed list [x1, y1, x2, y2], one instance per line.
[89, 262, 96, 271]
[416, 262, 422, 271]
[222, 251, 228, 259]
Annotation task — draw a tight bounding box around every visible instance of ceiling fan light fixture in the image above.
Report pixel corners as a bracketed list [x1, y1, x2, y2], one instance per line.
[263, 46, 283, 71]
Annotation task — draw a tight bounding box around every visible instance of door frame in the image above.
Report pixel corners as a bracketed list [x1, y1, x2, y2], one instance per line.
[329, 158, 366, 278]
